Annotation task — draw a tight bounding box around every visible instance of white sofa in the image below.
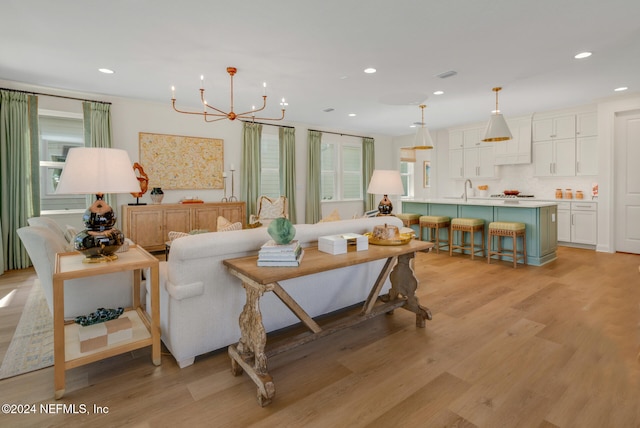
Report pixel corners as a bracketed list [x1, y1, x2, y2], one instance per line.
[17, 217, 136, 320]
[154, 216, 404, 368]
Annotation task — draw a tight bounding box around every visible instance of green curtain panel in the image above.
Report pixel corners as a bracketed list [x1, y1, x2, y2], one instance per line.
[362, 137, 375, 212]
[241, 122, 262, 223]
[82, 101, 114, 208]
[0, 90, 39, 270]
[279, 127, 297, 224]
[305, 130, 322, 224]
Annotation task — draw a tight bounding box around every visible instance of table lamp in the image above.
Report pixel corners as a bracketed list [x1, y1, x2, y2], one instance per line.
[366, 169, 405, 215]
[56, 147, 140, 262]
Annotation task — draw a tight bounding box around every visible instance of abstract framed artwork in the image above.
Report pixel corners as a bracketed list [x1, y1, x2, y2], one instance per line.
[139, 132, 224, 190]
[423, 160, 431, 188]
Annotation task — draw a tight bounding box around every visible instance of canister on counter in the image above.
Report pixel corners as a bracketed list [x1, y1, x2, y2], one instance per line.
[555, 189, 563, 199]
[576, 190, 584, 199]
[565, 188, 573, 199]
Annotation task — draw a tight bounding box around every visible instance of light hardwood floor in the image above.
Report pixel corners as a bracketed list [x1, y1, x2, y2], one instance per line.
[0, 247, 639, 427]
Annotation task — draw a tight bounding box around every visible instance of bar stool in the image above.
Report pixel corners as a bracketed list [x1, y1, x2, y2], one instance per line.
[418, 215, 451, 254]
[396, 213, 420, 228]
[487, 221, 527, 268]
[449, 218, 485, 260]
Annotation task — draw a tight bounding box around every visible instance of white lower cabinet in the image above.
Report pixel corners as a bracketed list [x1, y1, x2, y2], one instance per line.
[557, 201, 597, 247]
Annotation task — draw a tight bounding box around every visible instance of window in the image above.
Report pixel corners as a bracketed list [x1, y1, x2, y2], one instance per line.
[38, 111, 86, 211]
[320, 135, 362, 201]
[400, 161, 414, 198]
[259, 128, 280, 198]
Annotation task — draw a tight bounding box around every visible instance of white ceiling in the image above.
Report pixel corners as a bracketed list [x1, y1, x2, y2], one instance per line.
[2, 0, 639, 137]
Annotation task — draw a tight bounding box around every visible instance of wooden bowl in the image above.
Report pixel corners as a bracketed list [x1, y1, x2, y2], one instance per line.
[503, 190, 520, 196]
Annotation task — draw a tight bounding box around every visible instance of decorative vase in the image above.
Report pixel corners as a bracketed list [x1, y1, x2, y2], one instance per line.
[267, 218, 296, 245]
[150, 187, 164, 204]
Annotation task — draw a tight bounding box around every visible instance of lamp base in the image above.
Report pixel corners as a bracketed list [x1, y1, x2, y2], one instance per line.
[377, 195, 394, 215]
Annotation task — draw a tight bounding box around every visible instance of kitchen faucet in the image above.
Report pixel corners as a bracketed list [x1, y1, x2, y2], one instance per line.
[463, 179, 473, 202]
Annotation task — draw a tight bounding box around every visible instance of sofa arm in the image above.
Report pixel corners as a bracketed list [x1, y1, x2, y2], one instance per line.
[165, 280, 204, 301]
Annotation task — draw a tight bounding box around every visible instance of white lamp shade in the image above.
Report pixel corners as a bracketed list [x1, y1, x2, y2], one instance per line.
[367, 170, 405, 195]
[482, 113, 513, 142]
[56, 147, 140, 194]
[414, 126, 434, 149]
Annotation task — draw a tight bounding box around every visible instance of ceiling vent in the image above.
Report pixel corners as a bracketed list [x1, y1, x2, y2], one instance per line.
[435, 70, 457, 79]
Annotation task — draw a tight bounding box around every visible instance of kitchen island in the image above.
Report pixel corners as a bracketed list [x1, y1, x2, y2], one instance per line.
[402, 198, 558, 266]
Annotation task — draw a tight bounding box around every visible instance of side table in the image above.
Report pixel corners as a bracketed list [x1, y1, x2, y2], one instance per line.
[52, 245, 160, 399]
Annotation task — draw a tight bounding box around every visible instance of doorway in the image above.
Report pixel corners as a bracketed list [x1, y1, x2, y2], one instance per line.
[614, 109, 640, 254]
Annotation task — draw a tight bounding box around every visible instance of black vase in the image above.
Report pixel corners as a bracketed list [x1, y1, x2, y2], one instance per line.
[150, 187, 164, 204]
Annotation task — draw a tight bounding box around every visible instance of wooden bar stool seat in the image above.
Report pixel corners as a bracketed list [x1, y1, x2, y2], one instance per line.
[418, 215, 451, 254]
[397, 213, 420, 228]
[487, 221, 527, 268]
[449, 218, 485, 260]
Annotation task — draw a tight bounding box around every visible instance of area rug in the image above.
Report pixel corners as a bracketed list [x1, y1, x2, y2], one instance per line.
[0, 281, 53, 379]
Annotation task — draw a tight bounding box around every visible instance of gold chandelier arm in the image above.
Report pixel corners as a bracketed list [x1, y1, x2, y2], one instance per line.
[203, 114, 231, 123]
[235, 96, 268, 117]
[246, 109, 286, 122]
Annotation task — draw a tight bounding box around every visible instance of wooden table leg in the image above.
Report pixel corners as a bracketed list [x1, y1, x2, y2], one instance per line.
[388, 252, 432, 327]
[53, 278, 65, 399]
[229, 282, 276, 406]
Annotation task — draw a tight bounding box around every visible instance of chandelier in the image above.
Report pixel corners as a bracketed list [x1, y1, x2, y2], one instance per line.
[171, 67, 286, 122]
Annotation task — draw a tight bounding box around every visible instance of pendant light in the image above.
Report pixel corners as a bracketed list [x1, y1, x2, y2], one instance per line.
[412, 104, 434, 149]
[482, 87, 512, 142]
[401, 104, 434, 162]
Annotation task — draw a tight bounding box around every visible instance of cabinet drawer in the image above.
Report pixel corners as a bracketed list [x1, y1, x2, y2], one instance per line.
[571, 202, 596, 211]
[555, 202, 571, 210]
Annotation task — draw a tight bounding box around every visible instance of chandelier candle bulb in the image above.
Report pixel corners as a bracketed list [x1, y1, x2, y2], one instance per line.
[171, 86, 175, 99]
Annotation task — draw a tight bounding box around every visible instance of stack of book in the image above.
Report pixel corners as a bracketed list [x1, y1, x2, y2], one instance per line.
[257, 240, 304, 267]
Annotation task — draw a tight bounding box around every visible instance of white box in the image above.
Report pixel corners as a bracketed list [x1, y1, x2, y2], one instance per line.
[318, 233, 368, 255]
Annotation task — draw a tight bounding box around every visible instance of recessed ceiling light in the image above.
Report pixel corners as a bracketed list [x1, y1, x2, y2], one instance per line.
[433, 91, 444, 95]
[614, 86, 628, 92]
[364, 68, 376, 74]
[574, 52, 592, 59]
[98, 68, 115, 74]
[348, 113, 357, 117]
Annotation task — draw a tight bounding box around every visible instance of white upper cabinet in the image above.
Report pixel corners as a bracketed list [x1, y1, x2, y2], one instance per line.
[532, 115, 575, 141]
[576, 111, 597, 137]
[532, 110, 597, 177]
[449, 129, 464, 149]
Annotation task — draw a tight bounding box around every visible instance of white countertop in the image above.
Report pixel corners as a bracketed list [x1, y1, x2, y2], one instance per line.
[403, 198, 559, 208]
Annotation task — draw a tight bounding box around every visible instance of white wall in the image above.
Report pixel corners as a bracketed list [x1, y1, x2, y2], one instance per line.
[1, 79, 394, 224]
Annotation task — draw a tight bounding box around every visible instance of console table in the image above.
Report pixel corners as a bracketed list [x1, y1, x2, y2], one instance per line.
[121, 201, 246, 251]
[223, 239, 434, 406]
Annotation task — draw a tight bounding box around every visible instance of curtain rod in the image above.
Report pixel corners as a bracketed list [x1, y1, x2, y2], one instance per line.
[308, 129, 372, 139]
[0, 87, 111, 105]
[240, 120, 295, 129]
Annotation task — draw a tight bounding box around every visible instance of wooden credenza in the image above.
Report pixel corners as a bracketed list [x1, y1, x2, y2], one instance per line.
[121, 202, 246, 251]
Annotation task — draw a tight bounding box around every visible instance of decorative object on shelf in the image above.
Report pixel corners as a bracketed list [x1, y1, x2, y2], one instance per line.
[555, 189, 563, 199]
[576, 190, 584, 200]
[55, 147, 140, 262]
[365, 224, 412, 246]
[227, 165, 238, 202]
[150, 187, 164, 204]
[482, 87, 513, 142]
[129, 162, 149, 205]
[267, 217, 296, 245]
[565, 188, 573, 199]
[257, 239, 304, 267]
[367, 170, 405, 215]
[221, 171, 228, 201]
[139, 132, 223, 190]
[74, 307, 124, 326]
[401, 104, 434, 161]
[171, 66, 286, 123]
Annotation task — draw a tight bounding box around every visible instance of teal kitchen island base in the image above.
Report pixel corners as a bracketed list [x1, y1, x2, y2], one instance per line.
[403, 199, 558, 266]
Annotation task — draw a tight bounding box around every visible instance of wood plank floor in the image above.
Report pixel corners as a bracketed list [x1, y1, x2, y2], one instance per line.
[0, 247, 639, 427]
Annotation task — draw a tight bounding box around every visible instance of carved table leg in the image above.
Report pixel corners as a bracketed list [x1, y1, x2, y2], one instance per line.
[388, 252, 432, 327]
[228, 282, 276, 406]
